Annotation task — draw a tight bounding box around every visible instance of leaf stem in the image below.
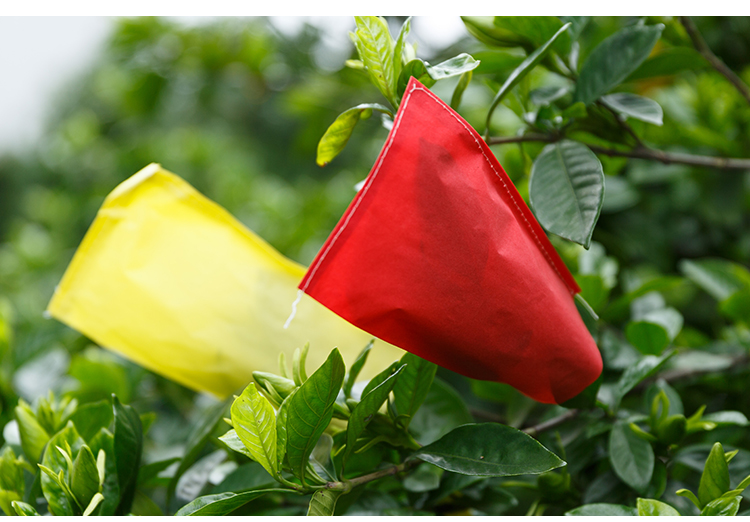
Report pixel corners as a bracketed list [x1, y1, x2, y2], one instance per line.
[324, 459, 419, 491]
[680, 16, 750, 105]
[523, 409, 581, 437]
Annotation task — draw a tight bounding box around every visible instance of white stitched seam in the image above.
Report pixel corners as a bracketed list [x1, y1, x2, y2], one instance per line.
[302, 84, 575, 296]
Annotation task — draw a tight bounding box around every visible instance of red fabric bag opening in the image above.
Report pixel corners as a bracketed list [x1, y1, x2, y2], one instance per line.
[300, 77, 602, 404]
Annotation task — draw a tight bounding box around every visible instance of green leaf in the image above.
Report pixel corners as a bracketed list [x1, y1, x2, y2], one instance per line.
[344, 364, 405, 464]
[559, 16, 590, 42]
[637, 498, 681, 516]
[138, 457, 181, 487]
[426, 53, 480, 80]
[82, 492, 104, 516]
[316, 103, 392, 167]
[627, 47, 708, 81]
[88, 428, 118, 516]
[702, 411, 749, 426]
[286, 348, 345, 483]
[343, 340, 373, 399]
[626, 321, 670, 355]
[352, 16, 397, 108]
[231, 382, 277, 478]
[679, 258, 750, 301]
[11, 501, 41, 516]
[393, 353, 437, 429]
[451, 70, 473, 110]
[720, 288, 750, 324]
[485, 23, 571, 136]
[413, 423, 565, 477]
[307, 488, 342, 516]
[529, 140, 604, 248]
[403, 462, 442, 493]
[612, 350, 674, 409]
[677, 488, 702, 509]
[112, 395, 143, 515]
[565, 503, 636, 516]
[175, 488, 290, 516]
[601, 93, 663, 125]
[491, 16, 572, 54]
[609, 421, 655, 494]
[461, 17, 531, 49]
[68, 401, 113, 442]
[698, 442, 730, 508]
[70, 445, 100, 510]
[40, 422, 85, 516]
[701, 496, 741, 516]
[392, 17, 411, 88]
[14, 401, 50, 463]
[293, 343, 309, 386]
[410, 378, 473, 445]
[362, 361, 400, 399]
[218, 429, 252, 458]
[276, 391, 295, 471]
[575, 23, 664, 105]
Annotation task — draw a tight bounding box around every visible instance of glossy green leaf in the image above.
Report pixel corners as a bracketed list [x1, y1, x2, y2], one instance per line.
[701, 496, 741, 516]
[218, 429, 252, 458]
[276, 391, 294, 471]
[392, 352, 437, 429]
[626, 321, 670, 355]
[609, 421, 654, 494]
[361, 361, 400, 399]
[679, 258, 750, 301]
[530, 85, 570, 106]
[413, 423, 565, 477]
[450, 70, 472, 110]
[529, 140, 604, 248]
[397, 59, 435, 96]
[175, 488, 290, 516]
[637, 498, 681, 516]
[351, 16, 397, 108]
[82, 492, 104, 516]
[343, 340, 373, 398]
[231, 382, 277, 477]
[698, 442, 730, 508]
[677, 488, 702, 509]
[575, 23, 664, 105]
[40, 422, 85, 516]
[112, 395, 143, 515]
[11, 501, 41, 516]
[70, 445, 100, 509]
[307, 488, 342, 516]
[565, 503, 636, 516]
[627, 47, 708, 81]
[344, 364, 405, 464]
[392, 17, 411, 89]
[491, 16, 572, 54]
[612, 350, 674, 409]
[410, 378, 473, 445]
[316, 103, 392, 167]
[138, 456, 181, 487]
[461, 17, 530, 49]
[293, 343, 309, 386]
[559, 16, 589, 42]
[68, 400, 113, 442]
[88, 428, 118, 516]
[485, 23, 571, 135]
[403, 462, 442, 493]
[426, 53, 480, 80]
[15, 401, 50, 463]
[286, 348, 345, 483]
[702, 411, 749, 426]
[601, 93, 663, 125]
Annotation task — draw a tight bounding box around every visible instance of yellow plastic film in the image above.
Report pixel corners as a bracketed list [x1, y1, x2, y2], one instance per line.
[47, 164, 403, 398]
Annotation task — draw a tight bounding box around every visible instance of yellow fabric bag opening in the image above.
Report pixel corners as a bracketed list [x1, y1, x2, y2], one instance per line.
[46, 163, 403, 398]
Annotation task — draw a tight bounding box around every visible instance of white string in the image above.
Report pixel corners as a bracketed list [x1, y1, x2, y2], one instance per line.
[283, 289, 303, 330]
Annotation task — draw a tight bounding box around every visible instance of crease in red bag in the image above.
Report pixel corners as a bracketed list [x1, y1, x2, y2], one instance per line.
[299, 77, 602, 405]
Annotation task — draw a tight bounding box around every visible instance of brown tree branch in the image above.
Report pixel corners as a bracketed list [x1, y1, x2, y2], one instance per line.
[680, 16, 750, 105]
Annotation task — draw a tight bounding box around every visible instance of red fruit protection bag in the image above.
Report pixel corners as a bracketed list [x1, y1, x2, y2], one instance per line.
[300, 78, 602, 404]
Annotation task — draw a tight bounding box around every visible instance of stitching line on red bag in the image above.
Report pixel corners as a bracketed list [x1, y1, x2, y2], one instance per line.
[303, 84, 574, 295]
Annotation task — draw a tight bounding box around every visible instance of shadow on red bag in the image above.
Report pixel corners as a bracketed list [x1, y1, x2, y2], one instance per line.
[300, 77, 602, 405]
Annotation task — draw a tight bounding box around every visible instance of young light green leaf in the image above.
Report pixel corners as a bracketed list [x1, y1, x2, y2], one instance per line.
[343, 340, 373, 398]
[637, 498, 680, 516]
[88, 428, 118, 516]
[293, 343, 309, 386]
[316, 104, 392, 167]
[307, 488, 342, 516]
[575, 23, 664, 105]
[276, 390, 295, 471]
[352, 16, 397, 108]
[286, 348, 345, 484]
[393, 17, 411, 87]
[702, 411, 749, 426]
[413, 423, 565, 477]
[70, 445, 100, 510]
[677, 488, 702, 509]
[425, 53, 480, 80]
[11, 501, 41, 516]
[82, 492, 104, 516]
[451, 70, 473, 110]
[40, 422, 85, 516]
[14, 400, 50, 463]
[393, 353, 437, 429]
[231, 383, 277, 478]
[679, 258, 750, 301]
[112, 395, 143, 515]
[485, 23, 571, 138]
[175, 488, 292, 516]
[564, 503, 636, 516]
[609, 421, 655, 494]
[218, 429, 252, 459]
[344, 364, 405, 465]
[601, 93, 663, 125]
[698, 442, 730, 508]
[529, 140, 604, 248]
[701, 496, 741, 516]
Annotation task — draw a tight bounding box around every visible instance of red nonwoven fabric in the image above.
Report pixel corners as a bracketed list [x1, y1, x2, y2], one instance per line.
[300, 77, 602, 404]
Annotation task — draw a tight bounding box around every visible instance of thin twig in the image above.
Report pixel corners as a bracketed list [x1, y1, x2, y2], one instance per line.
[680, 16, 750, 105]
[487, 134, 750, 170]
[522, 408, 580, 437]
[598, 100, 645, 148]
[325, 459, 418, 491]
